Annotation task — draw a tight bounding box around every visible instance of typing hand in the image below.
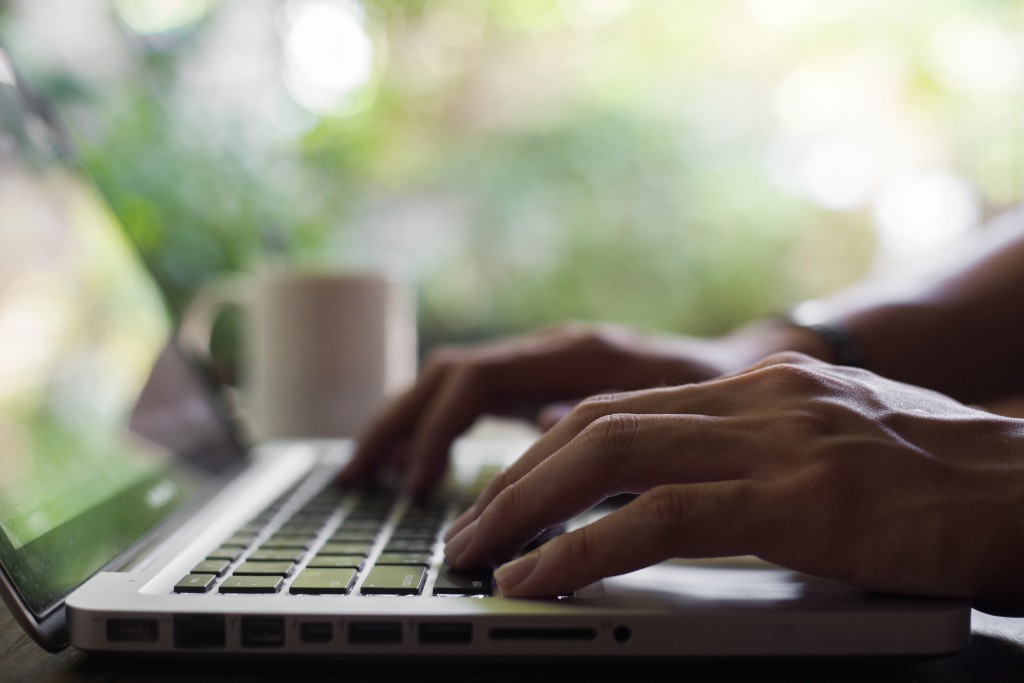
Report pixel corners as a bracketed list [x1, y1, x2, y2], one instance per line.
[337, 322, 781, 493]
[443, 353, 1024, 615]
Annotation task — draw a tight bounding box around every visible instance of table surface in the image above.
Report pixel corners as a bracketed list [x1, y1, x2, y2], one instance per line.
[4, 601, 1024, 682]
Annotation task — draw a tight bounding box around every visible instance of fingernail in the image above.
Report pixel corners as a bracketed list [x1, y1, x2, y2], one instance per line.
[494, 552, 540, 593]
[443, 505, 477, 542]
[443, 519, 478, 564]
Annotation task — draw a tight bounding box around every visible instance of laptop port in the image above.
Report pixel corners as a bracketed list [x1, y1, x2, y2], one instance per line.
[299, 621, 333, 643]
[107, 618, 159, 643]
[418, 622, 472, 645]
[241, 617, 285, 647]
[173, 615, 226, 649]
[349, 622, 403, 645]
[488, 627, 598, 641]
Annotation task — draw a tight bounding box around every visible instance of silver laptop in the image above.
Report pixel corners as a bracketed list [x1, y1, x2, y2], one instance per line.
[0, 44, 971, 659]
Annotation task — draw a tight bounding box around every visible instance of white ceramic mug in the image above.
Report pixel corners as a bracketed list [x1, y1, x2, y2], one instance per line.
[180, 268, 416, 441]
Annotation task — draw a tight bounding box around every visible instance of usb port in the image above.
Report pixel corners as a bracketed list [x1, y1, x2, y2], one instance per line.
[107, 618, 159, 643]
[349, 622, 402, 645]
[418, 622, 472, 645]
[241, 617, 285, 647]
[300, 621, 333, 643]
[174, 615, 226, 649]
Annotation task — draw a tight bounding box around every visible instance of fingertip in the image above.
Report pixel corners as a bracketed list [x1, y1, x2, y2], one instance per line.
[443, 519, 478, 567]
[443, 504, 477, 542]
[333, 462, 363, 487]
[494, 551, 541, 596]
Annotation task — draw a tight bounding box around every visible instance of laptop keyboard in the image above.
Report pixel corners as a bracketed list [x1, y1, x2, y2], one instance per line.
[173, 466, 496, 598]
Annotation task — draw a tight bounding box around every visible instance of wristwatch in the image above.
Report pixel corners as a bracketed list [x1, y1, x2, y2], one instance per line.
[785, 301, 867, 368]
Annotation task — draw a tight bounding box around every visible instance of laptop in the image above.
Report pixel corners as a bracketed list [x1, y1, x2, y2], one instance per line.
[0, 44, 971, 659]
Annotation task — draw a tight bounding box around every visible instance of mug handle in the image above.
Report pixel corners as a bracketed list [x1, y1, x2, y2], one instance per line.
[177, 275, 248, 373]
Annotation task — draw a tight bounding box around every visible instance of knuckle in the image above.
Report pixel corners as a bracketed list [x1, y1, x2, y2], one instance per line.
[548, 322, 620, 354]
[560, 526, 599, 565]
[478, 466, 513, 507]
[540, 320, 592, 338]
[642, 486, 686, 529]
[763, 350, 814, 366]
[422, 345, 462, 374]
[489, 479, 529, 522]
[570, 394, 620, 427]
[573, 330, 614, 354]
[580, 413, 639, 453]
[447, 362, 489, 397]
[759, 359, 830, 394]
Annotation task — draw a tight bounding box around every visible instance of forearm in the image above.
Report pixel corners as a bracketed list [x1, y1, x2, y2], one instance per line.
[778, 214, 1024, 404]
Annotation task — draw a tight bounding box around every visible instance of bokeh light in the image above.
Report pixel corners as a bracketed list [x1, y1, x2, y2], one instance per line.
[281, 0, 375, 113]
[114, 0, 211, 36]
[874, 173, 979, 257]
[930, 19, 1024, 94]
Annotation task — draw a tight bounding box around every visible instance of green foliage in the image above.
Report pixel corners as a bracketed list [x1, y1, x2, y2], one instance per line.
[5, 0, 1020, 349]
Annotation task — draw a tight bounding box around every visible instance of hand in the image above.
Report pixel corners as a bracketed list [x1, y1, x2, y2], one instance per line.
[443, 353, 1024, 615]
[339, 322, 818, 493]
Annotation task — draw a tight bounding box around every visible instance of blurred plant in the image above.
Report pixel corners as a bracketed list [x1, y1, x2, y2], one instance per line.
[1, 0, 1020, 353]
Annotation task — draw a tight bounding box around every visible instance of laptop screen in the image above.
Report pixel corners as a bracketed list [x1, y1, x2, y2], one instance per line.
[0, 47, 245, 619]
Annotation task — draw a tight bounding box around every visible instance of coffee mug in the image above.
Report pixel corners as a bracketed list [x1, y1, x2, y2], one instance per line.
[179, 268, 416, 441]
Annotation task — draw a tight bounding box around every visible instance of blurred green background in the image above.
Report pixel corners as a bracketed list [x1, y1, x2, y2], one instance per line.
[1, 0, 1021, 356]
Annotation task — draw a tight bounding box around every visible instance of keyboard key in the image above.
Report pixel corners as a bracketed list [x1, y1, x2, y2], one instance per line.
[207, 545, 244, 561]
[433, 565, 494, 596]
[223, 532, 256, 546]
[276, 528, 319, 536]
[319, 542, 372, 557]
[192, 559, 230, 576]
[261, 534, 314, 549]
[287, 513, 330, 525]
[249, 548, 304, 562]
[234, 561, 295, 576]
[175, 574, 217, 594]
[220, 575, 283, 594]
[289, 568, 358, 595]
[329, 529, 378, 543]
[336, 519, 384, 532]
[360, 565, 426, 596]
[384, 539, 434, 553]
[398, 514, 444, 527]
[307, 555, 365, 569]
[376, 552, 432, 566]
[389, 529, 436, 541]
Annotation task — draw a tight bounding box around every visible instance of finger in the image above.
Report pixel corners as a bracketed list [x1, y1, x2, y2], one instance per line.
[444, 380, 757, 542]
[446, 412, 758, 569]
[345, 331, 655, 490]
[443, 390, 673, 541]
[336, 353, 457, 486]
[399, 339, 666, 491]
[401, 364, 492, 493]
[495, 481, 761, 597]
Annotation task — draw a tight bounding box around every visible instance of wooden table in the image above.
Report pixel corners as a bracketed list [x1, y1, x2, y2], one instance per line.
[4, 601, 1023, 682]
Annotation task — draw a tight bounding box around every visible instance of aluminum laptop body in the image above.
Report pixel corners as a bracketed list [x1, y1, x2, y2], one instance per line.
[0, 44, 971, 659]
